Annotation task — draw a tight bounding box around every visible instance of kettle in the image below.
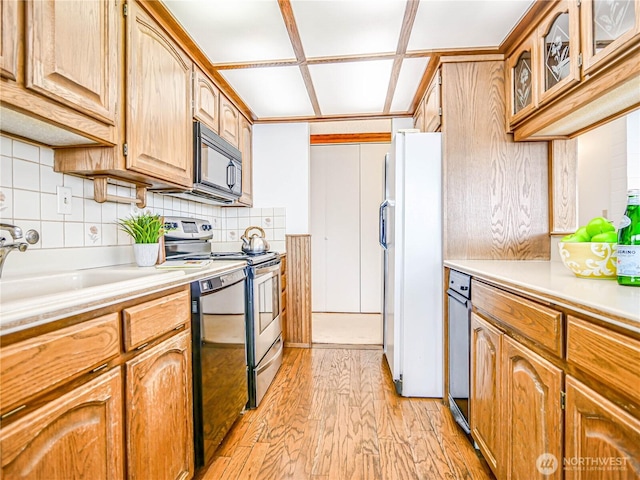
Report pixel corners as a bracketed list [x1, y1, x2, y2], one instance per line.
[241, 226, 270, 254]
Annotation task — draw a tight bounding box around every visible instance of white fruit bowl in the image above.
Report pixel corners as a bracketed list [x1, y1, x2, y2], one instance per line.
[558, 242, 617, 279]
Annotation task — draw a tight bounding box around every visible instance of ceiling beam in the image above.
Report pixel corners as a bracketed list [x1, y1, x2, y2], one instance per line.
[277, 0, 322, 117]
[383, 0, 420, 114]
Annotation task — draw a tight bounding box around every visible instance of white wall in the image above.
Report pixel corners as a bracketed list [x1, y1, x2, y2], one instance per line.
[627, 110, 640, 190]
[252, 123, 310, 234]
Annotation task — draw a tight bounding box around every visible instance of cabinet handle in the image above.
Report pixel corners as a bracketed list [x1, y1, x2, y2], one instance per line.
[174, 324, 185, 331]
[1, 404, 26, 420]
[136, 342, 149, 351]
[91, 363, 109, 374]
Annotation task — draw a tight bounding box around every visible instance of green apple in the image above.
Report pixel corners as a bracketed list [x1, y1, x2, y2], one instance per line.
[585, 216, 615, 238]
[572, 226, 591, 242]
[590, 231, 618, 243]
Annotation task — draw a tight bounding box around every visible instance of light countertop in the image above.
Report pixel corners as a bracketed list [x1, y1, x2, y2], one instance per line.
[444, 260, 640, 334]
[0, 261, 247, 336]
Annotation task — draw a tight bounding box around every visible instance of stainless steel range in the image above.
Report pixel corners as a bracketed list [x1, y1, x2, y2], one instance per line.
[164, 216, 283, 413]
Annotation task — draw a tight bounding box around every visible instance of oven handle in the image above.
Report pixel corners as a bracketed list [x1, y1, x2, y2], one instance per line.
[254, 262, 281, 277]
[256, 337, 283, 374]
[447, 289, 471, 310]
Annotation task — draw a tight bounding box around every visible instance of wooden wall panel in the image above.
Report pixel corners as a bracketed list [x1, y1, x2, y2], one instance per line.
[549, 139, 578, 234]
[442, 61, 550, 260]
[285, 235, 312, 348]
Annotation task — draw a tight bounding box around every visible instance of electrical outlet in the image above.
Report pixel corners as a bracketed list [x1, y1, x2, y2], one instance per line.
[57, 186, 73, 215]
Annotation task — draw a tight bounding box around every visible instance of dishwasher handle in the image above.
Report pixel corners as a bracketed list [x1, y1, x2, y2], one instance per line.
[447, 288, 471, 310]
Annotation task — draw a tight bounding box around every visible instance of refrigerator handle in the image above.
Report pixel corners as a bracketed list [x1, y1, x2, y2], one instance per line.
[379, 200, 389, 249]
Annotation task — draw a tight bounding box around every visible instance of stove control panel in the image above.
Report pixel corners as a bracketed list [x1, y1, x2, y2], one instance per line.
[164, 216, 212, 240]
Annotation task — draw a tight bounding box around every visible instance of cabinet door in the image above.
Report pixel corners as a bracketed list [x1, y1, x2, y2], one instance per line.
[127, 0, 192, 188]
[537, 0, 581, 105]
[581, 0, 640, 75]
[220, 95, 239, 148]
[237, 116, 253, 206]
[1, 369, 123, 478]
[193, 65, 220, 133]
[565, 375, 640, 480]
[506, 35, 538, 126]
[126, 331, 193, 480]
[0, 0, 18, 80]
[503, 336, 563, 479]
[423, 70, 441, 132]
[470, 313, 503, 477]
[413, 100, 425, 131]
[25, 0, 118, 124]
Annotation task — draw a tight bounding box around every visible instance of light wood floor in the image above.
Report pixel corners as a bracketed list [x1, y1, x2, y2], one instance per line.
[199, 347, 494, 480]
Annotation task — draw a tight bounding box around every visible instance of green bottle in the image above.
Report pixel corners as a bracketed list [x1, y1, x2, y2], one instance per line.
[617, 189, 640, 286]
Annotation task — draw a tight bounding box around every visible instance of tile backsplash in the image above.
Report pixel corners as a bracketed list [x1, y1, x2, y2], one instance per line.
[0, 135, 285, 272]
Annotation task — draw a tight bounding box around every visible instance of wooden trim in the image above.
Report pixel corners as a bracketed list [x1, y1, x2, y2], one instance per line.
[410, 54, 440, 112]
[500, 0, 559, 57]
[310, 133, 392, 144]
[439, 54, 504, 63]
[255, 113, 412, 124]
[284, 235, 312, 348]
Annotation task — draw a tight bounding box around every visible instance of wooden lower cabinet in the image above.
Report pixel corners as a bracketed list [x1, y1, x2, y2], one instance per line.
[1, 368, 124, 479]
[565, 376, 640, 480]
[503, 336, 563, 480]
[470, 312, 503, 477]
[125, 330, 193, 480]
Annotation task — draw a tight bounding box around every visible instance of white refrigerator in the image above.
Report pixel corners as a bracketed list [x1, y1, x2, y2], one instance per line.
[379, 131, 443, 397]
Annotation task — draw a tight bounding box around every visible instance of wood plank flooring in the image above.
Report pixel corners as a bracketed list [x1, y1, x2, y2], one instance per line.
[199, 347, 494, 480]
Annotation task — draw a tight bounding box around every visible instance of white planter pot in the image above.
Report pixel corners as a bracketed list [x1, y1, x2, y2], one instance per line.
[133, 243, 159, 267]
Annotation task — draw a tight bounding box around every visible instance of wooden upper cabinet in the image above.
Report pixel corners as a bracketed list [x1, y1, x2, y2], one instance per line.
[126, 0, 192, 188]
[503, 336, 563, 479]
[25, 0, 118, 124]
[537, 0, 581, 105]
[470, 312, 503, 478]
[506, 35, 538, 127]
[581, 0, 640, 75]
[125, 330, 193, 480]
[193, 65, 220, 133]
[413, 100, 425, 131]
[565, 375, 640, 480]
[0, 0, 18, 80]
[220, 95, 240, 148]
[1, 368, 124, 479]
[423, 70, 442, 132]
[238, 116, 253, 206]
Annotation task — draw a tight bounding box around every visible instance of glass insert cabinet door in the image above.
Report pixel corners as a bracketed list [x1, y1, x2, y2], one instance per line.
[581, 0, 640, 75]
[507, 35, 537, 126]
[538, 0, 581, 104]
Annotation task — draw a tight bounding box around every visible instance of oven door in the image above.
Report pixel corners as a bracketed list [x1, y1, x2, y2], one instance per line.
[252, 263, 281, 365]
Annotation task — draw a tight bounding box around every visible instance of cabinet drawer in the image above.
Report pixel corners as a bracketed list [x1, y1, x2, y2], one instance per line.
[122, 288, 190, 351]
[0, 313, 120, 412]
[567, 316, 640, 405]
[472, 280, 563, 356]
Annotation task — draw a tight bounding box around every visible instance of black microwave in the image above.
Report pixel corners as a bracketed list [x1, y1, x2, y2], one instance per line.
[192, 121, 242, 204]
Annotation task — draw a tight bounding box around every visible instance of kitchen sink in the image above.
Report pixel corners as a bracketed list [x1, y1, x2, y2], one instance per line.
[0, 267, 176, 304]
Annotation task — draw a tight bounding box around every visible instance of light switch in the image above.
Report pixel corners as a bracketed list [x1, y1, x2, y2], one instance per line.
[57, 186, 73, 215]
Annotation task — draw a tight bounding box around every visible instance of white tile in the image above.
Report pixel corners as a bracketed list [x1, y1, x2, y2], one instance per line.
[262, 216, 273, 228]
[274, 228, 286, 241]
[238, 217, 251, 230]
[67, 196, 84, 222]
[0, 188, 12, 220]
[261, 227, 274, 240]
[261, 208, 274, 216]
[180, 199, 188, 213]
[250, 216, 261, 227]
[13, 189, 40, 219]
[41, 221, 64, 248]
[83, 179, 95, 199]
[237, 207, 250, 218]
[195, 203, 203, 216]
[13, 158, 40, 191]
[1, 156, 12, 188]
[227, 230, 239, 242]
[188, 201, 196, 214]
[102, 223, 118, 246]
[164, 195, 173, 210]
[210, 217, 219, 229]
[39, 147, 54, 167]
[274, 207, 286, 216]
[102, 201, 118, 224]
[63, 174, 85, 196]
[18, 220, 41, 249]
[85, 223, 101, 246]
[117, 227, 132, 245]
[274, 216, 286, 229]
[117, 203, 134, 221]
[40, 165, 63, 194]
[64, 222, 84, 247]
[0, 136, 12, 157]
[84, 198, 102, 223]
[12, 139, 39, 163]
[107, 184, 118, 196]
[226, 217, 238, 229]
[41, 192, 64, 221]
[225, 208, 238, 218]
[249, 208, 261, 217]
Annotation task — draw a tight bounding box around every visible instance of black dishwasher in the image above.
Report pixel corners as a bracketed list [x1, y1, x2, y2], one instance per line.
[447, 269, 472, 435]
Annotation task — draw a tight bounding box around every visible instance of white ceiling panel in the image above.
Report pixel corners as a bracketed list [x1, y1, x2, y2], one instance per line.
[391, 57, 430, 112]
[292, 0, 406, 58]
[163, 0, 295, 63]
[309, 60, 394, 115]
[408, 0, 534, 51]
[220, 66, 315, 118]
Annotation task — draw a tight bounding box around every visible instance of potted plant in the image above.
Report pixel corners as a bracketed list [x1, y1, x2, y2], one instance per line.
[117, 211, 166, 267]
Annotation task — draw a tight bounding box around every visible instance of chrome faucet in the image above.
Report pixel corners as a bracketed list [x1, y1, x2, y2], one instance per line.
[0, 223, 40, 278]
